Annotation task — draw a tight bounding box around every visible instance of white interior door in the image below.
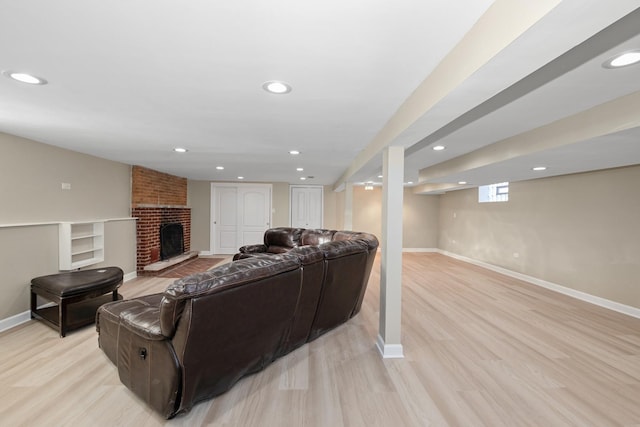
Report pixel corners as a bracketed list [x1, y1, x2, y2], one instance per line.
[213, 186, 239, 254]
[211, 183, 271, 254]
[238, 186, 271, 247]
[290, 186, 323, 229]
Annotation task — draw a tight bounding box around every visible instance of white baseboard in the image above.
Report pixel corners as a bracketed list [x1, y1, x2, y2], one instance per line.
[376, 334, 404, 359]
[198, 250, 215, 256]
[0, 269, 138, 334]
[123, 271, 137, 282]
[0, 311, 32, 334]
[438, 249, 640, 320]
[403, 248, 438, 253]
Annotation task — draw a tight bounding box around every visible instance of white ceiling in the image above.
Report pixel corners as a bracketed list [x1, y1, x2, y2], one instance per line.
[1, 1, 639, 192]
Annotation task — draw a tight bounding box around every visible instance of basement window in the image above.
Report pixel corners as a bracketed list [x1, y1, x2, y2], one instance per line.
[478, 182, 509, 203]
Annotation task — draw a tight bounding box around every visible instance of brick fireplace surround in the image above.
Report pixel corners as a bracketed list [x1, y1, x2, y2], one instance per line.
[132, 206, 191, 274]
[132, 166, 191, 274]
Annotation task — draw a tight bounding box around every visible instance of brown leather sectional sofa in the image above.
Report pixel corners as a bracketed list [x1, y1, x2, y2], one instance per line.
[96, 228, 378, 418]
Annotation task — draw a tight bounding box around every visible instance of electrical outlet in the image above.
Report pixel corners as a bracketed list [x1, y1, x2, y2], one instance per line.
[61, 183, 71, 190]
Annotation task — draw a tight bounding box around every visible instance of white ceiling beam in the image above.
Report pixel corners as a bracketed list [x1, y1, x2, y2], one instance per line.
[418, 90, 640, 183]
[331, 0, 563, 191]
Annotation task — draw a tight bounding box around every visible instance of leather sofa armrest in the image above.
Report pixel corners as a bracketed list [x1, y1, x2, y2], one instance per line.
[238, 244, 268, 254]
[120, 306, 166, 340]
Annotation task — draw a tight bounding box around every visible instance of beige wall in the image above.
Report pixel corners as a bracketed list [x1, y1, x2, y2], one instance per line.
[351, 186, 440, 247]
[187, 180, 212, 253]
[323, 185, 341, 230]
[438, 165, 640, 308]
[1, 225, 58, 320]
[0, 132, 131, 223]
[0, 132, 135, 322]
[403, 189, 440, 249]
[353, 187, 383, 238]
[271, 182, 290, 227]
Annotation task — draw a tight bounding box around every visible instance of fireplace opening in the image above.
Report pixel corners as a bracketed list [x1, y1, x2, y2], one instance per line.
[160, 223, 184, 260]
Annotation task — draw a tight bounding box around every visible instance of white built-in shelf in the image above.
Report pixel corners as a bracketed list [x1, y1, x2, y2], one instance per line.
[59, 221, 105, 270]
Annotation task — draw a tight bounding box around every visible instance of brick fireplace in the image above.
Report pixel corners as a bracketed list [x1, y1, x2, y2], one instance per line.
[132, 206, 191, 273]
[131, 166, 191, 274]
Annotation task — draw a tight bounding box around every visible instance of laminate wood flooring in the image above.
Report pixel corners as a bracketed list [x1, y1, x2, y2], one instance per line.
[1, 253, 639, 426]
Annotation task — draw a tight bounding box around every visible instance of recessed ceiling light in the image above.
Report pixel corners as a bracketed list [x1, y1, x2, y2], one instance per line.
[216, 166, 224, 170]
[603, 50, 640, 68]
[458, 181, 467, 185]
[173, 147, 188, 153]
[237, 176, 244, 180]
[296, 167, 304, 172]
[289, 150, 300, 155]
[378, 175, 383, 178]
[532, 166, 547, 171]
[263, 80, 292, 94]
[432, 145, 445, 151]
[3, 70, 48, 85]
[300, 177, 306, 180]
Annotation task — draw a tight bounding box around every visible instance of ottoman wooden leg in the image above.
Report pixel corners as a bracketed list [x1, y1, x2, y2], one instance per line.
[31, 291, 37, 319]
[59, 299, 67, 338]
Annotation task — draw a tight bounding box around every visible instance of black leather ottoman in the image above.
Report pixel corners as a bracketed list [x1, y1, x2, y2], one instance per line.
[31, 267, 123, 337]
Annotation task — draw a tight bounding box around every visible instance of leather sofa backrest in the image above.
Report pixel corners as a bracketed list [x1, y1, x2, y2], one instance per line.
[332, 231, 378, 316]
[264, 227, 304, 253]
[159, 253, 300, 338]
[169, 253, 303, 413]
[279, 245, 325, 355]
[300, 228, 337, 246]
[333, 231, 378, 249]
[308, 239, 369, 340]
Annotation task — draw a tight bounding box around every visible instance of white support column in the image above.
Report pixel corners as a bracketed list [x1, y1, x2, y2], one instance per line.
[344, 182, 353, 230]
[377, 146, 404, 358]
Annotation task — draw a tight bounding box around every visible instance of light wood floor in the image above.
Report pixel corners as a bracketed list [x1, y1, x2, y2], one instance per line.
[1, 253, 639, 426]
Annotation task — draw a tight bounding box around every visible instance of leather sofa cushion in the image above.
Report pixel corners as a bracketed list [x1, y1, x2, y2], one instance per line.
[264, 227, 303, 251]
[300, 229, 336, 246]
[120, 306, 165, 341]
[31, 266, 123, 297]
[319, 239, 369, 259]
[266, 245, 291, 254]
[333, 231, 379, 251]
